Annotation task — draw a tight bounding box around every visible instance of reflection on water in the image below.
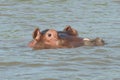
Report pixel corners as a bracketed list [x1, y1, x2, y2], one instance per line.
[0, 0, 120, 80]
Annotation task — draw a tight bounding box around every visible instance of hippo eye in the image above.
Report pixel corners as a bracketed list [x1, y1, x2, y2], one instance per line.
[48, 33, 51, 37]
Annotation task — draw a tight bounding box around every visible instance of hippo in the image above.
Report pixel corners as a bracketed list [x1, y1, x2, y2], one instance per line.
[28, 25, 105, 49]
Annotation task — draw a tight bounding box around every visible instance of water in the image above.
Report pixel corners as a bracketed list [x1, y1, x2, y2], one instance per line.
[0, 0, 120, 80]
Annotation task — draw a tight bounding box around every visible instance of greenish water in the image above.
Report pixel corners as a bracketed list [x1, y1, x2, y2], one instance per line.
[0, 0, 120, 80]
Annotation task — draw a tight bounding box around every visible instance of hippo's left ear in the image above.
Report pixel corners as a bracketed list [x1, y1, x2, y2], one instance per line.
[63, 25, 78, 36]
[32, 28, 41, 41]
[63, 25, 72, 31]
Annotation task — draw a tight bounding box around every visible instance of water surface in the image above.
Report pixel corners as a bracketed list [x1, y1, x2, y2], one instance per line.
[0, 0, 120, 80]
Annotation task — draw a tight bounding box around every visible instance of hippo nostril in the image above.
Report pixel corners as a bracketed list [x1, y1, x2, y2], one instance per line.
[48, 34, 52, 37]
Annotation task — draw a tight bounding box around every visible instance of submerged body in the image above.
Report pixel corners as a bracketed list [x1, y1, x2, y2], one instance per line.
[28, 26, 105, 49]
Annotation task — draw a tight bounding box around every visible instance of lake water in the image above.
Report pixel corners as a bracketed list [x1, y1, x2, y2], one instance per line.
[0, 0, 120, 80]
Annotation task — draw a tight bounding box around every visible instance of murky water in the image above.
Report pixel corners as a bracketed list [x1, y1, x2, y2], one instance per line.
[0, 0, 120, 80]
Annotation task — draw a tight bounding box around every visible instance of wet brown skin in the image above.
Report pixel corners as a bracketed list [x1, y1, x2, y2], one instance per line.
[28, 25, 105, 50]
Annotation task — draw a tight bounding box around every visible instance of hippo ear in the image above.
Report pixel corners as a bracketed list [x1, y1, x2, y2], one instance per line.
[63, 25, 72, 31]
[63, 25, 78, 36]
[32, 28, 41, 41]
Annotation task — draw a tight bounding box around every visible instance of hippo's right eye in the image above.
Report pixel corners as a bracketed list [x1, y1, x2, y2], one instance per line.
[48, 33, 52, 37]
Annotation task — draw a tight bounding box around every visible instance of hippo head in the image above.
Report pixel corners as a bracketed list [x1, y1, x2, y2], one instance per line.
[28, 26, 105, 50]
[28, 26, 79, 49]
